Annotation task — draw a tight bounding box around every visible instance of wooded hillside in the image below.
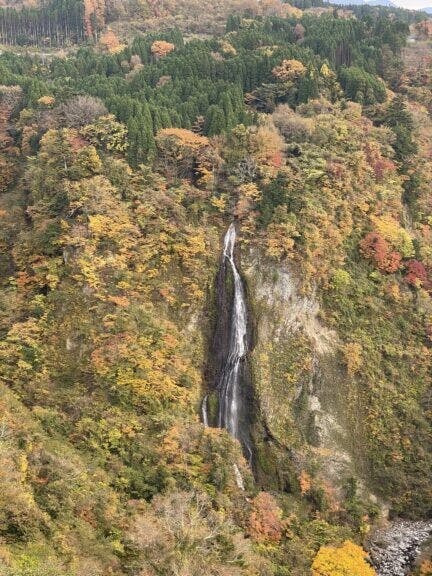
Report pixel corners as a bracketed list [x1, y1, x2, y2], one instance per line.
[0, 3, 431, 576]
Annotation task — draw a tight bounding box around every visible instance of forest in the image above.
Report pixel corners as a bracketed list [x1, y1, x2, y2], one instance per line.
[0, 1, 432, 575]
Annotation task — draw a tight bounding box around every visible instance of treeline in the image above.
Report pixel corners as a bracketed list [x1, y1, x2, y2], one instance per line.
[0, 11, 412, 165]
[0, 0, 85, 46]
[34, 26, 326, 165]
[290, 0, 426, 25]
[268, 11, 409, 72]
[225, 10, 411, 78]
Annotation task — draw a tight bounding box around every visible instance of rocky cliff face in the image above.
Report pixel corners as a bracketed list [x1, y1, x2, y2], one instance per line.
[244, 250, 382, 508]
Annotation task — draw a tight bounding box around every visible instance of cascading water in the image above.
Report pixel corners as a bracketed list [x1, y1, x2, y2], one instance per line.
[218, 223, 248, 440]
[201, 395, 209, 427]
[203, 223, 253, 464]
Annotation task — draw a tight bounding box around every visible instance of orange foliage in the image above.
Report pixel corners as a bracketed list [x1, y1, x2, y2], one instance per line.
[420, 560, 432, 575]
[83, 0, 105, 39]
[248, 492, 283, 543]
[151, 40, 175, 59]
[68, 132, 88, 153]
[360, 232, 402, 273]
[99, 29, 122, 53]
[158, 128, 209, 149]
[106, 295, 130, 307]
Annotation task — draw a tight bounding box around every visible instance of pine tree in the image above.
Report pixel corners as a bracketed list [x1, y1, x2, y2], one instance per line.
[204, 105, 226, 136]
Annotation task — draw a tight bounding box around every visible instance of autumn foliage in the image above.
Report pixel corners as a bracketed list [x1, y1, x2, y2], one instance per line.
[272, 59, 307, 82]
[248, 492, 283, 543]
[83, 0, 105, 39]
[99, 29, 123, 53]
[312, 540, 376, 576]
[360, 232, 402, 273]
[151, 40, 175, 59]
[404, 259, 429, 288]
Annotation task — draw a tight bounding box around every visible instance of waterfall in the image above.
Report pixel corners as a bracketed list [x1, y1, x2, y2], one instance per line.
[201, 395, 209, 427]
[203, 222, 253, 465]
[218, 223, 248, 441]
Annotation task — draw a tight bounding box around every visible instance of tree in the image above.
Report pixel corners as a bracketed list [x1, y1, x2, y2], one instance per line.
[81, 115, 128, 152]
[342, 342, 363, 375]
[60, 95, 107, 128]
[204, 105, 226, 136]
[155, 128, 211, 182]
[0, 157, 15, 193]
[294, 22, 306, 41]
[360, 232, 402, 274]
[272, 104, 312, 141]
[151, 40, 175, 59]
[371, 215, 414, 258]
[384, 95, 417, 164]
[312, 540, 376, 576]
[248, 492, 283, 543]
[339, 66, 387, 105]
[272, 59, 307, 82]
[404, 260, 429, 288]
[72, 145, 102, 178]
[99, 28, 122, 53]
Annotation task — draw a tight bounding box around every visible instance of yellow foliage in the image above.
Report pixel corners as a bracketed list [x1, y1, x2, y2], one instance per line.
[320, 63, 331, 77]
[312, 540, 376, 576]
[283, 3, 303, 18]
[210, 195, 227, 212]
[219, 40, 237, 56]
[272, 59, 307, 82]
[266, 207, 298, 260]
[157, 128, 209, 149]
[342, 342, 363, 375]
[371, 215, 414, 258]
[37, 95, 55, 107]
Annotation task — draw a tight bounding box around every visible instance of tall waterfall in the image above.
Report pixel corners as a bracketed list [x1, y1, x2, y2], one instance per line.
[203, 222, 253, 464]
[218, 223, 248, 441]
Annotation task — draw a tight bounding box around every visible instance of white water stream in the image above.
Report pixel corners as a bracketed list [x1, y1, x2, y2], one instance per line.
[217, 223, 248, 440]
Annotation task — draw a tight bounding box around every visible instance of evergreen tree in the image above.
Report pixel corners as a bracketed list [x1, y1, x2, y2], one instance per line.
[205, 105, 226, 136]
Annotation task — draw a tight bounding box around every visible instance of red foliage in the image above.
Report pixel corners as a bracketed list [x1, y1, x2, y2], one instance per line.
[404, 259, 429, 287]
[360, 232, 402, 273]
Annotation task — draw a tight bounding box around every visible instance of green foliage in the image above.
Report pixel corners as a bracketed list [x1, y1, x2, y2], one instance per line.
[339, 66, 387, 104]
[0, 7, 430, 576]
